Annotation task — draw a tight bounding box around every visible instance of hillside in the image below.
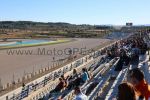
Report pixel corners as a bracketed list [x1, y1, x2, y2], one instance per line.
[0, 21, 111, 38]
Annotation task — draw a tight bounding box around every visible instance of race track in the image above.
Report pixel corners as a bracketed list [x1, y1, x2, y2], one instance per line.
[0, 38, 112, 85]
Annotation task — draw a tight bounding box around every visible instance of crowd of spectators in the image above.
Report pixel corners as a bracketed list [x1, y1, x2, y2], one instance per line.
[49, 67, 90, 100]
[115, 68, 150, 100]
[106, 34, 148, 71]
[49, 33, 150, 100]
[109, 34, 150, 100]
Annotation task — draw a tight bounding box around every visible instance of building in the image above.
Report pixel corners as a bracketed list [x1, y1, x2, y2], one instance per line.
[126, 23, 133, 27]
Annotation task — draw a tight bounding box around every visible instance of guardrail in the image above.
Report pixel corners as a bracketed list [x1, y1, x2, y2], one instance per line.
[0, 55, 90, 100]
[81, 58, 116, 95]
[0, 39, 119, 100]
[54, 56, 103, 100]
[138, 52, 150, 83]
[87, 58, 118, 100]
[62, 58, 117, 100]
[24, 42, 119, 100]
[105, 68, 128, 100]
[25, 53, 101, 100]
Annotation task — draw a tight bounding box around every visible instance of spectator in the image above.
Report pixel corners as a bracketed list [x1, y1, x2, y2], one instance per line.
[81, 68, 89, 83]
[84, 68, 90, 79]
[50, 78, 65, 93]
[140, 42, 148, 61]
[67, 69, 81, 89]
[22, 83, 25, 88]
[73, 69, 78, 79]
[74, 86, 88, 100]
[130, 68, 150, 100]
[120, 49, 130, 66]
[57, 96, 63, 100]
[130, 44, 140, 69]
[107, 50, 113, 59]
[68, 69, 78, 82]
[61, 75, 69, 88]
[117, 82, 136, 100]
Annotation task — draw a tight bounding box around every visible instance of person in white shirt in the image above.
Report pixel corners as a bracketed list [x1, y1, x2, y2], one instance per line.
[74, 86, 88, 100]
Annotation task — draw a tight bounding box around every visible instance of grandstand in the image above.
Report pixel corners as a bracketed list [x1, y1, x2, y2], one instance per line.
[0, 30, 150, 100]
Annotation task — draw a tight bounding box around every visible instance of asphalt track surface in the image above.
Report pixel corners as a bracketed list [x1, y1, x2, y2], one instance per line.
[0, 38, 111, 85]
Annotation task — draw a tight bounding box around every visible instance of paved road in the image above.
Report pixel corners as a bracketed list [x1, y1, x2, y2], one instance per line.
[0, 38, 111, 85]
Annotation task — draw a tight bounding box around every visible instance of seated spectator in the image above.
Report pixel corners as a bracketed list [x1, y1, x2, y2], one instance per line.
[68, 69, 78, 82]
[50, 78, 65, 93]
[117, 82, 136, 100]
[73, 69, 78, 79]
[107, 50, 113, 59]
[74, 86, 88, 100]
[61, 75, 69, 88]
[85, 82, 98, 95]
[81, 68, 89, 83]
[115, 57, 124, 71]
[140, 42, 148, 61]
[120, 49, 130, 66]
[84, 68, 90, 79]
[57, 96, 63, 100]
[74, 74, 82, 87]
[129, 44, 140, 69]
[130, 68, 150, 100]
[67, 74, 82, 90]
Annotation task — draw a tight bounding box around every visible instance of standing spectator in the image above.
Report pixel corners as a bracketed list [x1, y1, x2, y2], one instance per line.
[74, 86, 88, 100]
[130, 68, 150, 100]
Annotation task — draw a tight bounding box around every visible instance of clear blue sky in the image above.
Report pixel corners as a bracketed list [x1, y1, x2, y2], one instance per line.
[0, 0, 149, 25]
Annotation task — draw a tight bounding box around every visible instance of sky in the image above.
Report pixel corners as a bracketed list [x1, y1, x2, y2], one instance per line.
[0, 0, 150, 25]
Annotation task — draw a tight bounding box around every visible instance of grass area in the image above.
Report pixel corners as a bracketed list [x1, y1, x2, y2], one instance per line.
[0, 39, 73, 50]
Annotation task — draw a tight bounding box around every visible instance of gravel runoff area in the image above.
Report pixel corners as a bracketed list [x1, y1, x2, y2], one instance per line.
[0, 38, 112, 85]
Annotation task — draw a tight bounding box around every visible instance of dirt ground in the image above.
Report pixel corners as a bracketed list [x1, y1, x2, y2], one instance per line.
[0, 38, 111, 85]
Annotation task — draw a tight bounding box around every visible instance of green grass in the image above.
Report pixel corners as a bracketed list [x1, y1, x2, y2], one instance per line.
[0, 39, 72, 50]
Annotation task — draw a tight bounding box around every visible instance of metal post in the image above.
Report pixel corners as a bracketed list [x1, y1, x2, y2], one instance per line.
[32, 66, 35, 77]
[12, 73, 15, 86]
[0, 78, 3, 91]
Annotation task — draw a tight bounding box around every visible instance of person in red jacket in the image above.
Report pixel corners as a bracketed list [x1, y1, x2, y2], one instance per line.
[130, 68, 150, 100]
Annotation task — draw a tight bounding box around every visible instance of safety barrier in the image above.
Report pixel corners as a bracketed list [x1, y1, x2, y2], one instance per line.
[0, 39, 119, 100]
[88, 58, 119, 100]
[62, 58, 117, 100]
[105, 68, 128, 100]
